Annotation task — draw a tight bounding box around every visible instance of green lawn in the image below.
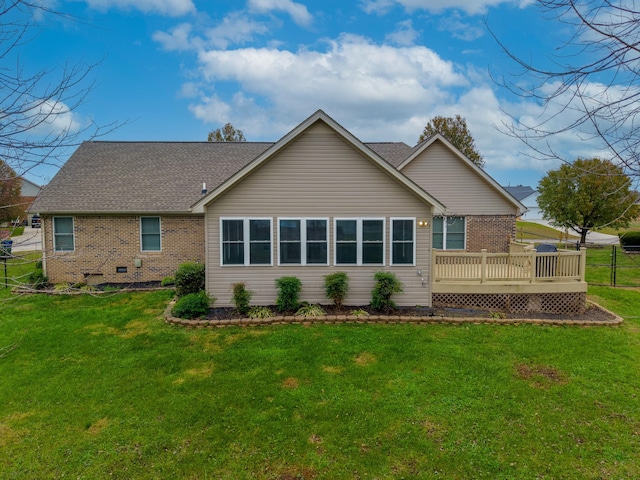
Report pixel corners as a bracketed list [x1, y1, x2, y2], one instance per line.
[1, 256, 640, 478]
[586, 245, 640, 287]
[515, 221, 579, 242]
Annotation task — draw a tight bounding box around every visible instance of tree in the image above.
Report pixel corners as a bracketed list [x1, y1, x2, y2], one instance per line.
[0, 160, 22, 224]
[537, 158, 639, 245]
[0, 1, 113, 180]
[207, 123, 246, 142]
[493, 1, 640, 180]
[418, 115, 484, 167]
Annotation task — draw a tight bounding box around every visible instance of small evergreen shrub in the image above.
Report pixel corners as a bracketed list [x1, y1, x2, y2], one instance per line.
[171, 291, 212, 319]
[28, 269, 48, 290]
[174, 262, 205, 297]
[619, 231, 640, 252]
[370, 271, 403, 312]
[231, 282, 252, 315]
[275, 276, 302, 312]
[161, 276, 175, 287]
[324, 271, 349, 309]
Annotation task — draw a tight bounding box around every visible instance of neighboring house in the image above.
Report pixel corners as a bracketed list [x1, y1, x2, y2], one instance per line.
[503, 185, 541, 220]
[19, 178, 42, 224]
[31, 110, 525, 307]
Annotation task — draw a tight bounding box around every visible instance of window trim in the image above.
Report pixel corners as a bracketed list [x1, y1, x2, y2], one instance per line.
[140, 216, 162, 252]
[53, 216, 75, 252]
[333, 217, 386, 266]
[390, 217, 416, 266]
[433, 215, 466, 250]
[220, 217, 273, 266]
[278, 217, 329, 266]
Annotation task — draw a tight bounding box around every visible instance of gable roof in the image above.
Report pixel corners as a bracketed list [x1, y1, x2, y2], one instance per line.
[191, 110, 446, 214]
[503, 185, 537, 202]
[398, 134, 526, 213]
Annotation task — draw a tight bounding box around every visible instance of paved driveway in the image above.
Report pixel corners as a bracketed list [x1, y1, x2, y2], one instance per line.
[526, 219, 619, 245]
[8, 226, 43, 252]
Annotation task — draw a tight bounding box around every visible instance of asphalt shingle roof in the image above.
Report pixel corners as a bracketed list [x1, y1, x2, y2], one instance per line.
[502, 185, 536, 202]
[31, 140, 416, 214]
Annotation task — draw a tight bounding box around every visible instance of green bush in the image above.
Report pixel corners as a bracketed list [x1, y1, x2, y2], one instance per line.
[324, 271, 349, 309]
[231, 282, 252, 315]
[248, 306, 274, 319]
[296, 304, 325, 317]
[171, 291, 212, 319]
[174, 262, 205, 297]
[28, 269, 48, 290]
[275, 276, 302, 312]
[161, 276, 175, 287]
[619, 231, 640, 251]
[370, 271, 403, 312]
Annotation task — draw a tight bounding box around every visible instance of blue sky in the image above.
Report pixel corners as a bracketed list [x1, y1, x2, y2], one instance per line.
[20, 0, 604, 188]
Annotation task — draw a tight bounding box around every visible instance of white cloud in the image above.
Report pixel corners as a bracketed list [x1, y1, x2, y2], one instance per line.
[247, 0, 313, 26]
[385, 20, 420, 46]
[83, 0, 195, 16]
[438, 12, 484, 41]
[28, 100, 82, 136]
[153, 23, 198, 51]
[362, 0, 522, 16]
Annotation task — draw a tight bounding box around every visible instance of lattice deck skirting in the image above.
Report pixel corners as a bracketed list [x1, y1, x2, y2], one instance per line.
[432, 292, 586, 314]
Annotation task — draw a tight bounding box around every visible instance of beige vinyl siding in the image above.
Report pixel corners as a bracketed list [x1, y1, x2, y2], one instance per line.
[205, 122, 433, 307]
[401, 140, 518, 215]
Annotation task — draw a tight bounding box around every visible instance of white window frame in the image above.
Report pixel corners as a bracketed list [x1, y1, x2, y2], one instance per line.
[333, 218, 386, 266]
[390, 217, 416, 266]
[433, 216, 466, 250]
[278, 217, 329, 266]
[140, 216, 162, 252]
[53, 216, 75, 252]
[220, 217, 273, 266]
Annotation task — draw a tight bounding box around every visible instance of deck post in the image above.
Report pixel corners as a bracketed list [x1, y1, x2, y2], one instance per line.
[580, 247, 587, 282]
[481, 249, 487, 283]
[530, 249, 536, 283]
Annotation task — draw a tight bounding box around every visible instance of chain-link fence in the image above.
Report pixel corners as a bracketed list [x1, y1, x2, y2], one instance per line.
[586, 245, 640, 287]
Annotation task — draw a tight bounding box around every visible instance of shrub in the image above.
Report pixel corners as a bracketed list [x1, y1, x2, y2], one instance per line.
[171, 291, 212, 319]
[248, 306, 274, 319]
[161, 276, 175, 287]
[275, 276, 302, 312]
[619, 231, 640, 252]
[296, 304, 325, 317]
[370, 271, 403, 313]
[174, 262, 205, 297]
[28, 269, 48, 290]
[324, 271, 349, 309]
[231, 282, 252, 315]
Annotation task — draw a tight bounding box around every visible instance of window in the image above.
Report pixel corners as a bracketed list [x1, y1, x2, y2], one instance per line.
[53, 217, 75, 252]
[335, 219, 384, 265]
[140, 217, 161, 251]
[221, 218, 272, 265]
[279, 218, 328, 265]
[391, 218, 415, 265]
[433, 216, 465, 250]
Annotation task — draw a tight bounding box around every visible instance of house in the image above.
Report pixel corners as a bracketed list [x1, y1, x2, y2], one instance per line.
[31, 110, 528, 308]
[503, 185, 541, 220]
[19, 178, 42, 225]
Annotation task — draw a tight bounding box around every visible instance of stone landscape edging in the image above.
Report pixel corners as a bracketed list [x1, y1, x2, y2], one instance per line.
[164, 300, 623, 328]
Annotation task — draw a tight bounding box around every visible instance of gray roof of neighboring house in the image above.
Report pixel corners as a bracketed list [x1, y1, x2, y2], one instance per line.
[502, 185, 537, 202]
[31, 140, 416, 214]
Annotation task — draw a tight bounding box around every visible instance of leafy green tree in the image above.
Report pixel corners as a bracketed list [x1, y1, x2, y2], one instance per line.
[0, 160, 23, 224]
[207, 123, 246, 142]
[419, 115, 484, 168]
[537, 158, 639, 245]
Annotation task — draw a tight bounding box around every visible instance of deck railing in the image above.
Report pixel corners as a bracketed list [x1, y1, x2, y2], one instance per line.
[432, 246, 586, 284]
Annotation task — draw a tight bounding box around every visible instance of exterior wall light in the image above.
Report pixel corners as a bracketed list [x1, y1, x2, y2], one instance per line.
[417, 220, 429, 227]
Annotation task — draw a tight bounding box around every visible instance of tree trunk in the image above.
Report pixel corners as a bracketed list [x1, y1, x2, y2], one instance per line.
[580, 228, 589, 245]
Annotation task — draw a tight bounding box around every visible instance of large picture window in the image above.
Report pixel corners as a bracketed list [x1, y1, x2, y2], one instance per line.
[279, 218, 328, 265]
[433, 216, 465, 250]
[335, 218, 384, 265]
[53, 216, 75, 252]
[221, 218, 272, 265]
[140, 217, 161, 251]
[391, 218, 415, 265]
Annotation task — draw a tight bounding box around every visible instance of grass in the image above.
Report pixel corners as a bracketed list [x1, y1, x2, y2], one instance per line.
[595, 220, 640, 236]
[1, 257, 640, 478]
[586, 245, 640, 287]
[515, 221, 579, 242]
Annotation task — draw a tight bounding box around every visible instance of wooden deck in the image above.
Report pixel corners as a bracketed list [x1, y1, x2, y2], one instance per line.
[432, 244, 588, 294]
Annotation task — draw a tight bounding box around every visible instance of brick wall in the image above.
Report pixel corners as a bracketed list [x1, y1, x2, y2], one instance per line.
[466, 215, 516, 253]
[42, 215, 205, 284]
